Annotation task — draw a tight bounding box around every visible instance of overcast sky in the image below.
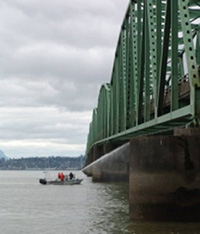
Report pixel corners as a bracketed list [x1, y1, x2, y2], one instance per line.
[0, 0, 129, 158]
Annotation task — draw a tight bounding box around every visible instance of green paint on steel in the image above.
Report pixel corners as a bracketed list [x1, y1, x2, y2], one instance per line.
[86, 0, 200, 157]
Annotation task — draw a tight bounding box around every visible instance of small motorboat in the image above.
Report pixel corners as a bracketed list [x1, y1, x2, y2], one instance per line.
[39, 171, 83, 185]
[39, 178, 83, 185]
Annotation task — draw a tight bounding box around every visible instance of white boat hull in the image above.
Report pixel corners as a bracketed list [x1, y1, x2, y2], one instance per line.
[39, 178, 83, 185]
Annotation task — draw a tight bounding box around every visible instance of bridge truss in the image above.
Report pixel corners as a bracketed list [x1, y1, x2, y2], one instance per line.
[86, 0, 200, 155]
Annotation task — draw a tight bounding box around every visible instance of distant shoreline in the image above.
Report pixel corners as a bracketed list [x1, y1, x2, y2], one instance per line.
[0, 156, 85, 171]
[0, 168, 82, 171]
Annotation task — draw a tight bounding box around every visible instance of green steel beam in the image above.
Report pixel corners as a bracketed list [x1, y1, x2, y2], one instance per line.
[126, 17, 131, 129]
[196, 30, 200, 65]
[144, 1, 150, 122]
[146, 0, 158, 111]
[178, 0, 200, 87]
[157, 0, 171, 117]
[171, 0, 179, 111]
[86, 0, 200, 156]
[138, 5, 145, 125]
[120, 28, 127, 131]
[129, 2, 136, 128]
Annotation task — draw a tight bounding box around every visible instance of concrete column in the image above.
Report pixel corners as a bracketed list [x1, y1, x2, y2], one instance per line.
[174, 127, 200, 136]
[103, 143, 115, 155]
[129, 132, 200, 221]
[93, 145, 103, 162]
[85, 148, 94, 168]
[83, 143, 130, 182]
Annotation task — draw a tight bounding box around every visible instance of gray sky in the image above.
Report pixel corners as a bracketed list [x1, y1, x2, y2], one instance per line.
[0, 0, 129, 158]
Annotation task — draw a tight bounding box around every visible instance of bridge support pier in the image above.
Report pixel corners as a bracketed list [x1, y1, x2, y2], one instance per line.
[93, 145, 104, 162]
[85, 149, 94, 169]
[103, 143, 116, 155]
[129, 128, 200, 221]
[85, 144, 104, 168]
[83, 143, 129, 182]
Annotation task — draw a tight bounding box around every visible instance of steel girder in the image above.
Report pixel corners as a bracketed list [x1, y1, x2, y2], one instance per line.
[86, 0, 200, 155]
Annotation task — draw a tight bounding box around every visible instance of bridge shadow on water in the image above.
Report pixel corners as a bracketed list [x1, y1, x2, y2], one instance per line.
[110, 184, 200, 234]
[128, 222, 200, 234]
[92, 180, 200, 234]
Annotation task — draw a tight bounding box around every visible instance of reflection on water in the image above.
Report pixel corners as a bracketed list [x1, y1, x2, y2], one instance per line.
[129, 222, 200, 234]
[0, 170, 200, 234]
[89, 182, 130, 234]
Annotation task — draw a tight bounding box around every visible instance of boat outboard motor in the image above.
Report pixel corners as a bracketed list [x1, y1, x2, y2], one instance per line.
[39, 179, 47, 185]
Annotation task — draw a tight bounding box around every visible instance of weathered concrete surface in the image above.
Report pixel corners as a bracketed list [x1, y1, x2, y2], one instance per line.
[85, 143, 116, 167]
[130, 130, 200, 221]
[85, 144, 104, 167]
[174, 127, 200, 136]
[83, 143, 129, 182]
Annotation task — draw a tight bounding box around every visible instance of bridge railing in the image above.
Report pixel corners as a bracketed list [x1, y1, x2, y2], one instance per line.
[86, 0, 200, 156]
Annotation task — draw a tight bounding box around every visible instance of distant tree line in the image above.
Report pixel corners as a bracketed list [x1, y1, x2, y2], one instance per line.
[0, 156, 85, 170]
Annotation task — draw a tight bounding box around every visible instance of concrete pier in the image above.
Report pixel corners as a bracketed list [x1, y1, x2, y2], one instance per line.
[84, 128, 200, 221]
[83, 143, 129, 182]
[129, 129, 200, 221]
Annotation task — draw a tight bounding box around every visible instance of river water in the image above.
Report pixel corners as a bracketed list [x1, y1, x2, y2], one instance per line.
[0, 170, 200, 234]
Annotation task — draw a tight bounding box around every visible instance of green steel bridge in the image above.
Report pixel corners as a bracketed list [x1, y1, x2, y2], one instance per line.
[86, 0, 200, 160]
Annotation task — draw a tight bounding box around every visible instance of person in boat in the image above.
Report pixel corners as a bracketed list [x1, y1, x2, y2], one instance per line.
[58, 172, 64, 181]
[69, 172, 74, 180]
[60, 172, 64, 181]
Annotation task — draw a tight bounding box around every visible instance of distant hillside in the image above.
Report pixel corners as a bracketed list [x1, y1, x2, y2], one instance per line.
[0, 150, 8, 159]
[0, 156, 85, 170]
